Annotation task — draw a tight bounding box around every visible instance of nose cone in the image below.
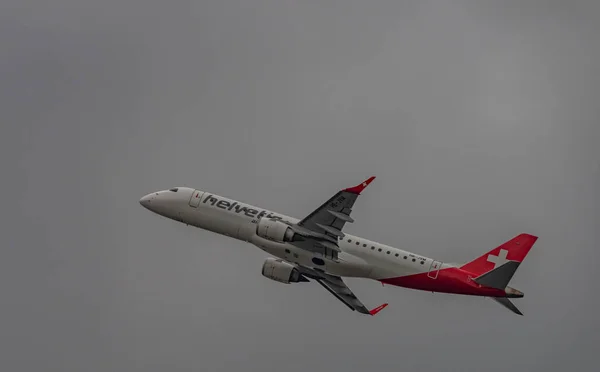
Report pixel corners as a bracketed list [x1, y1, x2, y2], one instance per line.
[139, 187, 193, 218]
[139, 193, 154, 209]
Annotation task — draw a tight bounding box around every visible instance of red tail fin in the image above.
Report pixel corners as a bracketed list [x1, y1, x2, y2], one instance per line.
[460, 233, 538, 276]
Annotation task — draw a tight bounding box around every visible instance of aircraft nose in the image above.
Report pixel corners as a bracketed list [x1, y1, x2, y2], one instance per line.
[139, 193, 153, 209]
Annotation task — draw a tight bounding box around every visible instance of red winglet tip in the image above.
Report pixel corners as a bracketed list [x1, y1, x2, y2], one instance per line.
[369, 303, 388, 316]
[344, 176, 376, 195]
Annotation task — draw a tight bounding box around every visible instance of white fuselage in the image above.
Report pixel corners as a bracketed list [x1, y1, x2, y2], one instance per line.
[139, 187, 446, 282]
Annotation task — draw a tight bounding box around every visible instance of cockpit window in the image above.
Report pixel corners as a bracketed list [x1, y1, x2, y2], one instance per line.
[169, 188, 178, 192]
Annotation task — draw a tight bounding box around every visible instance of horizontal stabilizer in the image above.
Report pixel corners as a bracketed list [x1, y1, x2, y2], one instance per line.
[492, 297, 523, 316]
[473, 261, 520, 290]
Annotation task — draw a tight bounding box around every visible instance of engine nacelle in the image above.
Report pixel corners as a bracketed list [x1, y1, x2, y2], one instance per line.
[256, 218, 295, 242]
[261, 257, 307, 284]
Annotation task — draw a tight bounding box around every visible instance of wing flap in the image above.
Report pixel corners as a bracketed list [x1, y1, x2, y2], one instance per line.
[293, 177, 375, 257]
[296, 265, 387, 316]
[327, 210, 354, 223]
[316, 223, 345, 238]
[314, 279, 356, 311]
[314, 240, 342, 252]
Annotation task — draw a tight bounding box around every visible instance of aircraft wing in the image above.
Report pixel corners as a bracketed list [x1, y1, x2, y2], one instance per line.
[289, 176, 375, 256]
[295, 265, 388, 316]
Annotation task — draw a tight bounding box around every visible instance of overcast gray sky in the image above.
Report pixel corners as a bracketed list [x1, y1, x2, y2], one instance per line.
[2, 1, 599, 371]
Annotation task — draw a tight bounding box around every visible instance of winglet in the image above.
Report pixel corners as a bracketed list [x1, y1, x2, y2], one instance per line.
[344, 176, 376, 195]
[369, 303, 388, 316]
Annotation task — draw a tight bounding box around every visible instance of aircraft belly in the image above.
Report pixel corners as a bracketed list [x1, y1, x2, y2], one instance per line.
[330, 252, 372, 277]
[369, 265, 427, 280]
[248, 233, 371, 278]
[237, 220, 257, 242]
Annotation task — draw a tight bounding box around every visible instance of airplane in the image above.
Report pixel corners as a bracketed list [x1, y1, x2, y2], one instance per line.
[139, 176, 537, 316]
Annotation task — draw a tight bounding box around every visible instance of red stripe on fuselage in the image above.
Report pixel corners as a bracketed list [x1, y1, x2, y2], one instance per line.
[379, 267, 507, 297]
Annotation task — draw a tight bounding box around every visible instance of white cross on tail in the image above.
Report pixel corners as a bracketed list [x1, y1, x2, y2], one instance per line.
[487, 249, 509, 269]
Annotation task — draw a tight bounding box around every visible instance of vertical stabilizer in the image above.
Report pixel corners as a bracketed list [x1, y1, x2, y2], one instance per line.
[461, 234, 538, 276]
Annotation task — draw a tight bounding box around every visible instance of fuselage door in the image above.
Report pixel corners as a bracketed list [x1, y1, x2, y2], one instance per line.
[427, 260, 442, 279]
[189, 190, 204, 208]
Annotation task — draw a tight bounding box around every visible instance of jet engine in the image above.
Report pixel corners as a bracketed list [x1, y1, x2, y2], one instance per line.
[256, 218, 295, 242]
[261, 257, 308, 284]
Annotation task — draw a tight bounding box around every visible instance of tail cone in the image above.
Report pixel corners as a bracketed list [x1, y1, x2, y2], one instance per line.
[505, 286, 524, 298]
